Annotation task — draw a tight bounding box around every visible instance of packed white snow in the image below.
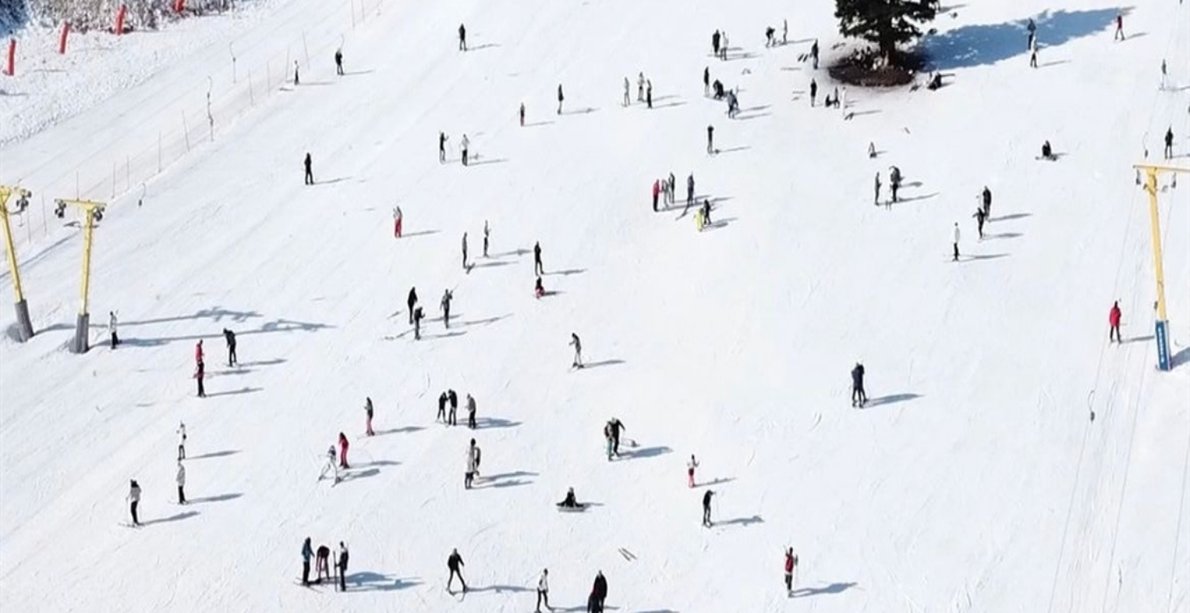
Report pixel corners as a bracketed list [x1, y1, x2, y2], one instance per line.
[1, 0, 1188, 611]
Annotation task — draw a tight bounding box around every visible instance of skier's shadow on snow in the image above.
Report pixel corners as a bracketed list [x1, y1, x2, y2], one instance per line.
[544, 268, 586, 277]
[205, 386, 263, 398]
[703, 217, 738, 231]
[140, 510, 199, 526]
[372, 426, 424, 436]
[474, 470, 537, 489]
[346, 572, 422, 591]
[400, 229, 440, 238]
[958, 253, 1010, 263]
[523, 120, 555, 127]
[473, 417, 522, 430]
[716, 146, 751, 155]
[470, 260, 513, 270]
[339, 467, 381, 483]
[989, 213, 1031, 222]
[469, 583, 533, 594]
[862, 393, 922, 408]
[561, 107, 599, 115]
[920, 8, 1121, 70]
[896, 192, 939, 204]
[187, 449, 240, 460]
[716, 514, 764, 528]
[188, 492, 243, 504]
[314, 176, 352, 185]
[621, 445, 671, 460]
[790, 581, 858, 598]
[581, 359, 625, 369]
[695, 476, 736, 488]
[236, 358, 286, 367]
[460, 314, 512, 327]
[983, 231, 1022, 240]
[469, 157, 508, 166]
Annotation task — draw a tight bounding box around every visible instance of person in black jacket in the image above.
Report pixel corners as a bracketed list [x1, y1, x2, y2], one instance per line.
[447, 548, 467, 592]
[303, 153, 314, 185]
[337, 542, 349, 591]
[810, 79, 818, 107]
[438, 391, 448, 422]
[592, 571, 608, 611]
[407, 287, 418, 324]
[1165, 127, 1175, 159]
[222, 328, 237, 366]
[981, 186, 992, 218]
[448, 390, 459, 426]
[851, 363, 867, 407]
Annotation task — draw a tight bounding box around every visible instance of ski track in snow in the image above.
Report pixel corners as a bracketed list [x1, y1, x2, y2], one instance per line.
[1, 0, 1189, 611]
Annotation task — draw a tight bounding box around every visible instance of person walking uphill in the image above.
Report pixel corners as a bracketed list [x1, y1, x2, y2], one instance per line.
[127, 479, 142, 526]
[851, 362, 867, 407]
[686, 173, 695, 213]
[222, 328, 237, 366]
[1109, 301, 1122, 343]
[303, 153, 314, 185]
[334, 48, 344, 75]
[447, 548, 467, 592]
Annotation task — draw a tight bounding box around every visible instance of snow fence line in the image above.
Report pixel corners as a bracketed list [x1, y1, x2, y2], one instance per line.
[3, 0, 385, 251]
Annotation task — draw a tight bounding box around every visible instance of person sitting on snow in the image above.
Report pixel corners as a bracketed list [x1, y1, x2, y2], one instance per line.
[558, 487, 579, 508]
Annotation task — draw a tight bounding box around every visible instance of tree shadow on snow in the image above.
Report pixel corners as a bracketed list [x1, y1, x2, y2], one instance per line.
[862, 393, 922, 408]
[920, 8, 1121, 70]
[790, 581, 858, 598]
[347, 572, 423, 591]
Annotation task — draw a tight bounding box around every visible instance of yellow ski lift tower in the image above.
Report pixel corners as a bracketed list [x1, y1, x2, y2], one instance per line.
[0, 185, 35, 341]
[1133, 163, 1187, 371]
[55, 198, 107, 354]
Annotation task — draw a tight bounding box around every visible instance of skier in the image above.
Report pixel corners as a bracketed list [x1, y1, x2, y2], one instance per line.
[1029, 47, 1038, 69]
[302, 537, 314, 586]
[316, 544, 331, 583]
[177, 422, 187, 460]
[703, 66, 710, 96]
[108, 311, 119, 348]
[889, 166, 902, 203]
[607, 418, 626, 457]
[603, 422, 614, 461]
[686, 173, 695, 213]
[702, 490, 714, 527]
[873, 172, 881, 206]
[952, 222, 961, 261]
[483, 220, 490, 257]
[536, 568, 550, 612]
[363, 397, 376, 436]
[720, 31, 729, 60]
[868, 142, 876, 159]
[447, 548, 467, 592]
[1160, 59, 1167, 90]
[460, 134, 470, 166]
[981, 186, 992, 217]
[222, 328, 237, 366]
[303, 153, 314, 185]
[439, 132, 448, 163]
[334, 48, 344, 75]
[667, 172, 676, 205]
[338, 432, 349, 469]
[534, 241, 544, 275]
[851, 362, 867, 407]
[1041, 140, 1055, 160]
[592, 571, 608, 612]
[195, 358, 206, 398]
[393, 205, 403, 238]
[702, 198, 712, 227]
[556, 84, 564, 115]
[195, 338, 204, 366]
[1109, 301, 1122, 343]
[323, 445, 340, 483]
[535, 276, 545, 299]
[413, 306, 424, 340]
[782, 19, 788, 44]
[466, 393, 477, 429]
[707, 125, 715, 154]
[293, 60, 300, 86]
[448, 389, 458, 426]
[652, 179, 661, 212]
[622, 76, 630, 106]
[973, 207, 987, 239]
[840, 86, 848, 111]
[637, 72, 645, 102]
[337, 542, 349, 592]
[713, 79, 724, 99]
[558, 487, 580, 508]
[441, 289, 453, 328]
[811, 39, 819, 69]
[646, 79, 652, 109]
[458, 23, 466, 51]
[464, 438, 480, 489]
[176, 460, 186, 504]
[1165, 127, 1174, 159]
[407, 287, 418, 324]
[809, 78, 817, 107]
[1026, 18, 1036, 50]
[765, 26, 775, 47]
[1114, 12, 1124, 41]
[784, 548, 798, 595]
[127, 479, 141, 526]
[520, 102, 526, 127]
[570, 333, 583, 368]
[687, 454, 699, 487]
[712, 30, 721, 58]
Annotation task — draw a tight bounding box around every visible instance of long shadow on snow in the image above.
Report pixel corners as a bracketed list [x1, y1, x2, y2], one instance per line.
[716, 515, 764, 527]
[118, 318, 332, 347]
[862, 393, 922, 408]
[186, 449, 240, 460]
[790, 581, 858, 598]
[204, 387, 263, 398]
[188, 492, 243, 504]
[346, 572, 423, 591]
[474, 417, 523, 430]
[141, 510, 199, 526]
[475, 471, 538, 489]
[373, 426, 425, 436]
[622, 445, 672, 460]
[920, 8, 1122, 70]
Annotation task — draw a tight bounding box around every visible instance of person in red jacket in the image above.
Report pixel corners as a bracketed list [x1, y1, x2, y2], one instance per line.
[1109, 301, 1122, 343]
[195, 339, 204, 366]
[784, 548, 798, 595]
[338, 432, 350, 468]
[652, 179, 661, 212]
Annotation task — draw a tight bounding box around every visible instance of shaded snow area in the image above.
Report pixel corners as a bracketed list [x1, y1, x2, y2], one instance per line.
[1, 0, 1188, 611]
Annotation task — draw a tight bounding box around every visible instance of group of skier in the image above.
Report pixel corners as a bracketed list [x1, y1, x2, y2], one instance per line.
[301, 537, 350, 591]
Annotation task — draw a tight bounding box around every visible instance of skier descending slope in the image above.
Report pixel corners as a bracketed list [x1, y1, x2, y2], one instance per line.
[784, 548, 798, 595]
[364, 397, 375, 436]
[447, 548, 467, 593]
[851, 362, 867, 407]
[1109, 301, 1123, 344]
[127, 479, 142, 526]
[702, 490, 715, 526]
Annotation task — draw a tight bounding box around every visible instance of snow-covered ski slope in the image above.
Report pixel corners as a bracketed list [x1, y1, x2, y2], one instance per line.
[2, 0, 1189, 610]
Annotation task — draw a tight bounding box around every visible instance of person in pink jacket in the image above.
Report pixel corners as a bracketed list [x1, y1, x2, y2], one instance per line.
[652, 179, 661, 212]
[1108, 301, 1122, 343]
[338, 432, 350, 469]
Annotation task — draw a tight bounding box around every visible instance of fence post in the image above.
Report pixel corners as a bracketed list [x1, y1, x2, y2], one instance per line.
[5, 39, 14, 76]
[59, 22, 70, 54]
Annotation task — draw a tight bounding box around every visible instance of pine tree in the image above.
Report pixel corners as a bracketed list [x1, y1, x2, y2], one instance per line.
[834, 0, 937, 63]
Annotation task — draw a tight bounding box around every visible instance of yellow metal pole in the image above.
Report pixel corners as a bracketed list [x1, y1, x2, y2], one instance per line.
[0, 187, 25, 302]
[80, 208, 94, 316]
[1143, 169, 1169, 321]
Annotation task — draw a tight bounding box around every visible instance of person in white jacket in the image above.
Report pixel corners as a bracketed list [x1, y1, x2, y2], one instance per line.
[465, 439, 480, 489]
[177, 422, 187, 460]
[460, 134, 471, 166]
[176, 461, 187, 504]
[108, 311, 119, 348]
[536, 568, 550, 612]
[952, 222, 961, 262]
[127, 480, 142, 526]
